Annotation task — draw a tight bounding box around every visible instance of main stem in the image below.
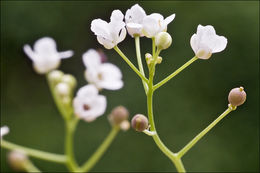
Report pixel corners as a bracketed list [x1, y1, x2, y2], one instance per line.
[146, 52, 186, 172]
[65, 120, 79, 172]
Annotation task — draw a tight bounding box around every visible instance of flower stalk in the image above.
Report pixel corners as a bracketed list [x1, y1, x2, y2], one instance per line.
[80, 126, 120, 172]
[177, 107, 233, 159]
[0, 140, 67, 164]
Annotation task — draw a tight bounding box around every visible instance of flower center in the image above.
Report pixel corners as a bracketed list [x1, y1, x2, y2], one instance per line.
[83, 104, 91, 111]
[98, 73, 103, 80]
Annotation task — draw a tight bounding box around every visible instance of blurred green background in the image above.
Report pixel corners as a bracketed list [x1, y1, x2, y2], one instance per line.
[1, 1, 259, 172]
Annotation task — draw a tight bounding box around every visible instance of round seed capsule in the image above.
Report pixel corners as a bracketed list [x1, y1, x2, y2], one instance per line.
[108, 106, 129, 125]
[131, 114, 148, 132]
[228, 86, 247, 106]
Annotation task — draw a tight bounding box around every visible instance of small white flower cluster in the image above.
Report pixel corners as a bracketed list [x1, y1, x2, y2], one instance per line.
[74, 49, 123, 122]
[24, 38, 123, 123]
[91, 4, 227, 59]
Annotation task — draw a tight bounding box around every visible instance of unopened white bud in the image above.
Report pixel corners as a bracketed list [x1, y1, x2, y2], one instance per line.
[55, 83, 70, 96]
[145, 53, 153, 65]
[120, 120, 130, 131]
[156, 56, 162, 64]
[61, 74, 77, 88]
[155, 32, 172, 50]
[47, 70, 64, 84]
[8, 150, 28, 171]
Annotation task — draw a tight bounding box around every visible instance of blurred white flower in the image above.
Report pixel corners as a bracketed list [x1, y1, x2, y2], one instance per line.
[73, 85, 107, 122]
[142, 13, 175, 38]
[1, 126, 9, 138]
[125, 4, 147, 37]
[23, 37, 73, 74]
[91, 10, 126, 49]
[190, 25, 227, 59]
[83, 49, 123, 90]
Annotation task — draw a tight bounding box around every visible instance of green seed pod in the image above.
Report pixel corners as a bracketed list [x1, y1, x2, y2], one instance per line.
[228, 86, 247, 106]
[155, 32, 172, 50]
[109, 106, 129, 125]
[131, 114, 148, 132]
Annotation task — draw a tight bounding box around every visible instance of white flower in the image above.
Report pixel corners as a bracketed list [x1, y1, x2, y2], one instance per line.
[91, 10, 126, 49]
[23, 37, 73, 74]
[190, 25, 228, 59]
[1, 126, 9, 138]
[73, 85, 107, 122]
[125, 4, 147, 37]
[142, 13, 175, 38]
[83, 49, 123, 90]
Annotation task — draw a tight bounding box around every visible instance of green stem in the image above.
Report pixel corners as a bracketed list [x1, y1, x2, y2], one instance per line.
[135, 36, 148, 93]
[23, 159, 41, 172]
[177, 107, 233, 158]
[153, 56, 198, 91]
[145, 45, 186, 172]
[80, 126, 120, 172]
[147, 86, 186, 172]
[0, 140, 67, 164]
[65, 119, 79, 171]
[114, 46, 148, 83]
[152, 37, 156, 56]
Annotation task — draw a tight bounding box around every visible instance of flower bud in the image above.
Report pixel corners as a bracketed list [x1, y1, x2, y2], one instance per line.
[228, 86, 247, 106]
[55, 82, 70, 96]
[61, 74, 77, 88]
[155, 32, 172, 50]
[131, 114, 148, 132]
[108, 106, 129, 125]
[156, 56, 162, 64]
[145, 53, 153, 65]
[8, 150, 28, 171]
[120, 120, 130, 131]
[47, 70, 64, 84]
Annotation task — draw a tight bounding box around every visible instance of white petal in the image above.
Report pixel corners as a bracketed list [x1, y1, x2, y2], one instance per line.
[59, 50, 74, 59]
[126, 23, 143, 37]
[76, 84, 98, 98]
[82, 49, 102, 68]
[125, 4, 146, 24]
[23, 45, 36, 61]
[91, 19, 111, 39]
[110, 10, 124, 23]
[190, 34, 198, 54]
[33, 37, 57, 55]
[164, 14, 175, 26]
[97, 36, 115, 49]
[116, 28, 127, 44]
[142, 15, 161, 37]
[33, 54, 61, 74]
[98, 63, 123, 90]
[162, 14, 175, 31]
[1, 126, 9, 138]
[210, 36, 227, 53]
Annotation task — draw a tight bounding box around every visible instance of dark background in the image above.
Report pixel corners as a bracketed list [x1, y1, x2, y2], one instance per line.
[1, 1, 259, 172]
